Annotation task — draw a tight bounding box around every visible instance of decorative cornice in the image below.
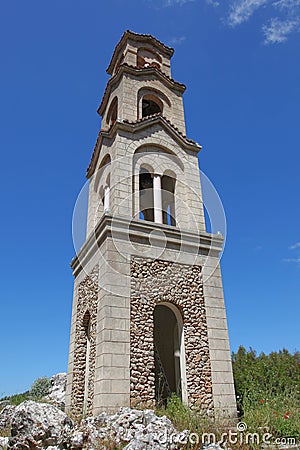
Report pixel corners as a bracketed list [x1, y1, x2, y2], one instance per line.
[86, 114, 202, 178]
[71, 213, 223, 277]
[98, 63, 186, 117]
[107, 30, 174, 75]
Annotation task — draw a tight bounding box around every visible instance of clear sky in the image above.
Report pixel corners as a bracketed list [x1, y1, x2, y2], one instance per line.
[1, 0, 299, 397]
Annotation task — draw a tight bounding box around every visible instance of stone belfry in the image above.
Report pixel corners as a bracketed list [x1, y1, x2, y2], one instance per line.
[65, 31, 237, 417]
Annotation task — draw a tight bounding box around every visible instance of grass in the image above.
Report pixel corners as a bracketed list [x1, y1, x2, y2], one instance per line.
[155, 393, 300, 450]
[1, 392, 299, 449]
[242, 393, 300, 439]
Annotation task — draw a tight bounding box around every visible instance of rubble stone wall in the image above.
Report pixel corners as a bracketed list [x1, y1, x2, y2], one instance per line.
[130, 257, 213, 411]
[71, 266, 99, 415]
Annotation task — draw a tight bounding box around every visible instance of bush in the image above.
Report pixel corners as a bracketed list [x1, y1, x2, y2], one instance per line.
[232, 346, 300, 409]
[232, 346, 300, 438]
[29, 377, 51, 399]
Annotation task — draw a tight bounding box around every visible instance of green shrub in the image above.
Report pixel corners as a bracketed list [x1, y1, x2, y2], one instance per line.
[232, 346, 300, 439]
[29, 376, 51, 399]
[232, 346, 300, 409]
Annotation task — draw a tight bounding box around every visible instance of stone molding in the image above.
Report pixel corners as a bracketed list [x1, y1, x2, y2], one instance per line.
[71, 214, 224, 277]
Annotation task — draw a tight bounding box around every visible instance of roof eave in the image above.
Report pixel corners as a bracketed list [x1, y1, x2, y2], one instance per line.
[86, 116, 201, 179]
[97, 64, 186, 117]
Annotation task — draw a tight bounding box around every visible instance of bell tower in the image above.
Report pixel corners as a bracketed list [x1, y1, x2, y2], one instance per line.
[65, 31, 237, 417]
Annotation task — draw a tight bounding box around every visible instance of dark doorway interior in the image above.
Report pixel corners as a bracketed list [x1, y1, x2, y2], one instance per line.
[154, 304, 182, 405]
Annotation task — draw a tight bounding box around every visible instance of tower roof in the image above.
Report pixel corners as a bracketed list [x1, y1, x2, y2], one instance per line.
[106, 30, 174, 75]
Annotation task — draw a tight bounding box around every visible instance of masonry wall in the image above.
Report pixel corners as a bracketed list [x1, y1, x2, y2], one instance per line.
[130, 256, 214, 412]
[67, 265, 99, 415]
[86, 127, 206, 237]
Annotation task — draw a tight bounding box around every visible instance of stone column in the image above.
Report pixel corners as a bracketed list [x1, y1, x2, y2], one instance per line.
[153, 174, 163, 224]
[104, 185, 110, 212]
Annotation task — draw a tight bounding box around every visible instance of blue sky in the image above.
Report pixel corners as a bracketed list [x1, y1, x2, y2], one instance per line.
[0, 0, 299, 396]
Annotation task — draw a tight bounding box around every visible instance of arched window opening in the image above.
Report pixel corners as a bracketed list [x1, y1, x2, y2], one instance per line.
[100, 178, 110, 213]
[106, 97, 118, 127]
[162, 175, 176, 226]
[94, 154, 111, 198]
[103, 174, 110, 212]
[99, 154, 111, 170]
[82, 311, 91, 414]
[142, 95, 163, 118]
[139, 168, 154, 222]
[154, 304, 184, 405]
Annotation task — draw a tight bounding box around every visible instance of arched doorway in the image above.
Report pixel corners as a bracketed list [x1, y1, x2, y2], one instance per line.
[153, 303, 187, 405]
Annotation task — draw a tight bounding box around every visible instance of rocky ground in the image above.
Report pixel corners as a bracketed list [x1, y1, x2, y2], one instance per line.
[0, 373, 189, 450]
[0, 400, 189, 450]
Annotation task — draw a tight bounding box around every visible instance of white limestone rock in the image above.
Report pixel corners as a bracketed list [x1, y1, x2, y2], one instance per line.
[0, 436, 9, 449]
[4, 401, 188, 450]
[70, 431, 84, 448]
[0, 405, 16, 430]
[80, 407, 188, 449]
[46, 373, 67, 408]
[8, 400, 73, 450]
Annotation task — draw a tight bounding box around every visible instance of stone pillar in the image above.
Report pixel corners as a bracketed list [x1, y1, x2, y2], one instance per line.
[153, 174, 162, 224]
[104, 185, 110, 212]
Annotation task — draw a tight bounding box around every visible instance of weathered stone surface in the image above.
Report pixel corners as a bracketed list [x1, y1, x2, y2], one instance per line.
[71, 266, 99, 415]
[46, 373, 67, 408]
[8, 401, 73, 450]
[4, 401, 188, 449]
[0, 405, 16, 430]
[74, 407, 188, 449]
[0, 436, 9, 449]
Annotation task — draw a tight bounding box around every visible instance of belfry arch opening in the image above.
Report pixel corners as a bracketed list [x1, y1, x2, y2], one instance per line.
[153, 304, 185, 405]
[142, 95, 163, 118]
[139, 167, 154, 221]
[162, 174, 176, 226]
[137, 47, 162, 70]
